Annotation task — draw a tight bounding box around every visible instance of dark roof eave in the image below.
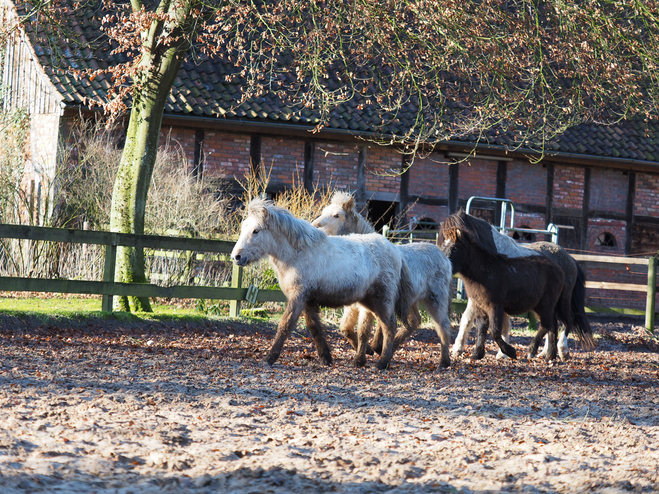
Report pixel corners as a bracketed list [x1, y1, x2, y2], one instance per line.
[62, 105, 659, 172]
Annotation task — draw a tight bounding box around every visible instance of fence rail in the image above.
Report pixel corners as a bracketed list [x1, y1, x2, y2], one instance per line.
[0, 224, 286, 316]
[0, 225, 656, 331]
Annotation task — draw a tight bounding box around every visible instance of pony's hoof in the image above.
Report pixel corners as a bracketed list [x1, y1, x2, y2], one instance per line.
[353, 356, 366, 368]
[365, 344, 375, 356]
[451, 348, 465, 359]
[375, 360, 390, 371]
[321, 355, 333, 366]
[439, 358, 451, 368]
[559, 352, 570, 362]
[266, 353, 279, 366]
[471, 350, 485, 360]
[495, 351, 508, 360]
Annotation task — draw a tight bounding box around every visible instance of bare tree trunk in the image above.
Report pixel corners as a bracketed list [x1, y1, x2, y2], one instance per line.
[109, 0, 192, 312]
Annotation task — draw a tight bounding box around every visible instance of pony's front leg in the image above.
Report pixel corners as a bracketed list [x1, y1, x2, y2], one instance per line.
[392, 303, 421, 351]
[303, 305, 333, 366]
[489, 306, 517, 360]
[339, 304, 360, 350]
[267, 298, 305, 366]
[452, 298, 476, 358]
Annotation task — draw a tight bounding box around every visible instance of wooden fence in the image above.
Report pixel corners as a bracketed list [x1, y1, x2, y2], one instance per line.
[0, 225, 656, 331]
[0, 224, 286, 317]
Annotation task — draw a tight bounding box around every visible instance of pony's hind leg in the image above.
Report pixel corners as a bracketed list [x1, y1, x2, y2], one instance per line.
[354, 311, 376, 367]
[267, 298, 305, 366]
[472, 312, 489, 360]
[358, 309, 376, 355]
[392, 303, 421, 351]
[426, 303, 452, 368]
[303, 305, 333, 366]
[495, 315, 512, 360]
[339, 304, 360, 350]
[452, 298, 476, 358]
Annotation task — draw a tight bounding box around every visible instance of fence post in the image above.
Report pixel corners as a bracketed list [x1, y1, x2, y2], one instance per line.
[229, 263, 243, 318]
[645, 256, 656, 333]
[101, 239, 117, 313]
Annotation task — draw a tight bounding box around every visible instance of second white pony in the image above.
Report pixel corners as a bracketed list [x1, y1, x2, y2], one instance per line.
[312, 192, 453, 368]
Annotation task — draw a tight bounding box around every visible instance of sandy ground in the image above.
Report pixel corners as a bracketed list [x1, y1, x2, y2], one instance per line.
[0, 311, 658, 493]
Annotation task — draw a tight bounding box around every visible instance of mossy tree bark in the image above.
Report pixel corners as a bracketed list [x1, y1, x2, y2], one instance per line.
[109, 0, 201, 312]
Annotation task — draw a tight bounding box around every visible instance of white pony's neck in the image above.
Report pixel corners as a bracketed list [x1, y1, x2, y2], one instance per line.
[490, 225, 539, 258]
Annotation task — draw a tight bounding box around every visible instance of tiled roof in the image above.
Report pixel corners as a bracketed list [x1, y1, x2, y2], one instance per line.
[14, 1, 659, 164]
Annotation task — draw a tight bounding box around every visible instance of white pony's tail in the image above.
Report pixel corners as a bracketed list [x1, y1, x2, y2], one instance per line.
[395, 260, 415, 330]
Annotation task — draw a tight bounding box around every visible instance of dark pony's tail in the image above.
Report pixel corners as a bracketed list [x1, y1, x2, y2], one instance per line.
[395, 260, 415, 330]
[571, 263, 596, 349]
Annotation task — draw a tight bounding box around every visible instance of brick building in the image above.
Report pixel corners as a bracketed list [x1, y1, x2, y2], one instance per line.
[3, 0, 659, 310]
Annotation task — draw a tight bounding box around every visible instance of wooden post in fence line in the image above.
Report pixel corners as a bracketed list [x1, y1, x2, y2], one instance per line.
[229, 263, 243, 318]
[645, 256, 656, 333]
[101, 242, 117, 313]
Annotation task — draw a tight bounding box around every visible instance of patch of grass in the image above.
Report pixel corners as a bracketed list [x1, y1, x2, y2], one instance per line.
[0, 296, 217, 323]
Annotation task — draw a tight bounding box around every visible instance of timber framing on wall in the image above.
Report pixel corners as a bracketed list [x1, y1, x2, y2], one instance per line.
[250, 134, 261, 178]
[545, 163, 555, 225]
[581, 167, 591, 252]
[626, 171, 636, 255]
[494, 160, 507, 225]
[303, 140, 315, 194]
[398, 153, 411, 228]
[448, 163, 459, 213]
[356, 146, 367, 208]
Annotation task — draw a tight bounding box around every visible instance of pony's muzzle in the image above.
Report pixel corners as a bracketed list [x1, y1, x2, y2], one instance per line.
[232, 252, 248, 266]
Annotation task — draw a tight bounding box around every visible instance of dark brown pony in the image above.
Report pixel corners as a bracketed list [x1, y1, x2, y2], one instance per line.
[439, 211, 570, 360]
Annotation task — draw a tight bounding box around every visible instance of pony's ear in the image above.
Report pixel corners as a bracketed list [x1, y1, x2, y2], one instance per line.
[342, 196, 355, 212]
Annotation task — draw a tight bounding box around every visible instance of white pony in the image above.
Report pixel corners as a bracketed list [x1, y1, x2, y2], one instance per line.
[312, 192, 453, 368]
[231, 199, 414, 370]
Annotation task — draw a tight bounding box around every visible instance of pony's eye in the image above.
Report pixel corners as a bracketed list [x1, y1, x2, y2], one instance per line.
[333, 214, 340, 218]
[253, 229, 259, 234]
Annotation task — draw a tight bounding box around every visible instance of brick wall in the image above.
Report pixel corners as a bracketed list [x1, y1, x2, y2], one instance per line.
[553, 165, 585, 209]
[408, 153, 450, 197]
[589, 168, 627, 214]
[315, 141, 359, 191]
[198, 130, 251, 179]
[160, 126, 196, 169]
[507, 160, 547, 206]
[365, 145, 401, 195]
[458, 159, 497, 199]
[261, 137, 305, 186]
[634, 173, 659, 216]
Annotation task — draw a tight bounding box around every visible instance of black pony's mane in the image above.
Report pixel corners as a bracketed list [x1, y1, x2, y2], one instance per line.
[442, 210, 499, 254]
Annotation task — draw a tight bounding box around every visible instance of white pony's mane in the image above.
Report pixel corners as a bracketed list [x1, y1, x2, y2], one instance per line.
[330, 192, 375, 234]
[247, 198, 325, 249]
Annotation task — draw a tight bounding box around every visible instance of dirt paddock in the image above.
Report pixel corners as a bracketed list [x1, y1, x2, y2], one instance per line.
[0, 312, 658, 493]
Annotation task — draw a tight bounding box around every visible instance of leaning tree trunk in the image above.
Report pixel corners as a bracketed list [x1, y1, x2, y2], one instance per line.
[109, 18, 188, 312]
